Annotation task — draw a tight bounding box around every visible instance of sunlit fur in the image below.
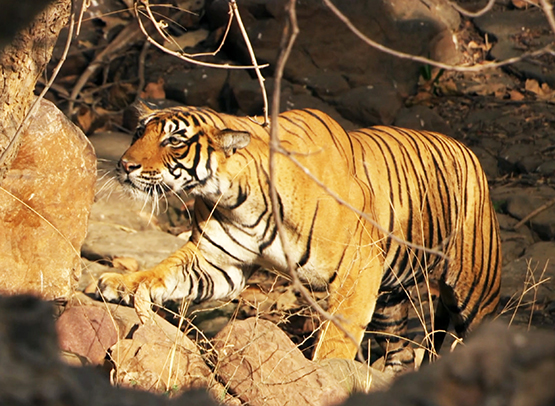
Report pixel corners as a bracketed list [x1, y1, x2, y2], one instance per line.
[98, 105, 502, 372]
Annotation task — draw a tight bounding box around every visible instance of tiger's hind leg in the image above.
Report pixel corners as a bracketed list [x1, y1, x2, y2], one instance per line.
[370, 293, 415, 374]
[421, 296, 450, 364]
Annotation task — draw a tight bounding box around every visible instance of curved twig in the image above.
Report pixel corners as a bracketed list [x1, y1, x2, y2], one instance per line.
[449, 0, 496, 18]
[134, 0, 269, 71]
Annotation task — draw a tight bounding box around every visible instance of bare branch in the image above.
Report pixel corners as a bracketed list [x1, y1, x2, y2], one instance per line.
[449, 0, 496, 18]
[321, 0, 555, 72]
[268, 0, 367, 362]
[229, 0, 269, 125]
[539, 0, 555, 35]
[513, 196, 555, 230]
[133, 0, 269, 71]
[68, 19, 141, 114]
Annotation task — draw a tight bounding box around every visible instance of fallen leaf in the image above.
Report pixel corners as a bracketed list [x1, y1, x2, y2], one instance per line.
[509, 89, 525, 101]
[112, 257, 139, 272]
[525, 78, 542, 94]
[512, 0, 539, 8]
[140, 78, 166, 99]
[76, 105, 95, 133]
[134, 283, 155, 324]
[525, 78, 555, 100]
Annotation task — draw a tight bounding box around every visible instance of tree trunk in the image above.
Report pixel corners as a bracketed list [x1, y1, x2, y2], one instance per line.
[0, 0, 71, 181]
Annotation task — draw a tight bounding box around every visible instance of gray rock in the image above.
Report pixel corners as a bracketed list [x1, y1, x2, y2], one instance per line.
[56, 305, 118, 365]
[300, 71, 351, 100]
[205, 0, 461, 118]
[110, 319, 215, 395]
[0, 293, 218, 406]
[82, 222, 187, 270]
[474, 8, 555, 87]
[78, 259, 121, 292]
[213, 317, 349, 406]
[394, 105, 453, 135]
[504, 189, 555, 240]
[342, 323, 555, 406]
[165, 67, 229, 110]
[186, 300, 238, 338]
[88, 131, 131, 178]
[501, 241, 555, 303]
[335, 85, 403, 126]
[469, 145, 499, 179]
[499, 143, 539, 174]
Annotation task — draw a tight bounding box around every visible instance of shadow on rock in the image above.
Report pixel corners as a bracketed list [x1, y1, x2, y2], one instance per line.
[343, 322, 555, 406]
[0, 294, 216, 406]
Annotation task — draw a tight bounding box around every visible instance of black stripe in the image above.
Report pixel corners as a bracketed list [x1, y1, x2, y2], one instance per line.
[298, 202, 319, 267]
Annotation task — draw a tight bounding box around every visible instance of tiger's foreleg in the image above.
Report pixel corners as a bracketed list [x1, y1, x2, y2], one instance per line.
[312, 251, 383, 361]
[95, 241, 246, 305]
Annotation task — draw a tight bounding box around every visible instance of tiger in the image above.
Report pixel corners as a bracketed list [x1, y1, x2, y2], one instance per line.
[96, 104, 501, 373]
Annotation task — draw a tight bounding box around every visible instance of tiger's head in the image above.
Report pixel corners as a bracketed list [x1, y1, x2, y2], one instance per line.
[117, 104, 251, 198]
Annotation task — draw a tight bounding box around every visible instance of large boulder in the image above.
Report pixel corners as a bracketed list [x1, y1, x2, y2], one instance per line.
[213, 317, 350, 406]
[0, 99, 96, 299]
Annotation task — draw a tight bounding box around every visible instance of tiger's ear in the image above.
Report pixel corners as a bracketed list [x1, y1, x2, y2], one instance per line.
[214, 129, 251, 157]
[134, 99, 156, 119]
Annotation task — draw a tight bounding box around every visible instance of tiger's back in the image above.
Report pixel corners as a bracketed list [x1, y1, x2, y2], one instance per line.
[265, 110, 501, 366]
[97, 106, 501, 372]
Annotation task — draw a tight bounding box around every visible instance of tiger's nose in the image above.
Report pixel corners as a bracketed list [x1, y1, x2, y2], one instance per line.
[119, 158, 141, 174]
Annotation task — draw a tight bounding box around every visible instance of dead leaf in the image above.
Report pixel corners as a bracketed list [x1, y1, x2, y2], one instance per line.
[512, 0, 539, 8]
[509, 89, 526, 101]
[76, 105, 95, 133]
[140, 78, 166, 99]
[112, 257, 139, 272]
[134, 283, 155, 324]
[525, 78, 542, 94]
[525, 79, 555, 100]
[437, 79, 459, 95]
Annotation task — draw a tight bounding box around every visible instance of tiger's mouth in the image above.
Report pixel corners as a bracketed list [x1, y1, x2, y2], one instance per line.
[118, 168, 200, 198]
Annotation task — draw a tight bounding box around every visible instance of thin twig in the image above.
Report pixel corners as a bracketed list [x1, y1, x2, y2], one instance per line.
[0, 3, 76, 175]
[268, 0, 366, 362]
[68, 20, 141, 114]
[513, 196, 555, 229]
[229, 0, 269, 125]
[134, 0, 269, 71]
[135, 40, 150, 102]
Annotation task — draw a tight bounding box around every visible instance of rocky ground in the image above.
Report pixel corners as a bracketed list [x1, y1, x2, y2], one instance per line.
[14, 0, 555, 404]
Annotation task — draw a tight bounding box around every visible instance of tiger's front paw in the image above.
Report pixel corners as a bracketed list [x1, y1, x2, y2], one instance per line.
[92, 269, 175, 306]
[95, 272, 137, 304]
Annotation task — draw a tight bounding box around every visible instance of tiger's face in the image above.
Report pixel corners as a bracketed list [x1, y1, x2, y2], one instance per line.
[117, 107, 251, 198]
